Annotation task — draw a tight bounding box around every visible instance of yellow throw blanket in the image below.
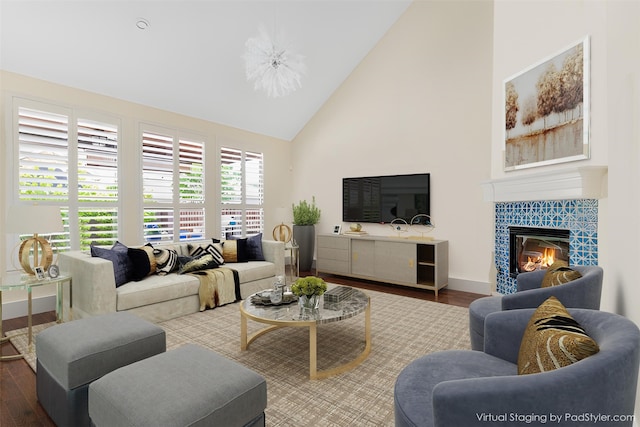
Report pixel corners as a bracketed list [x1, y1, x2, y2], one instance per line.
[190, 268, 238, 311]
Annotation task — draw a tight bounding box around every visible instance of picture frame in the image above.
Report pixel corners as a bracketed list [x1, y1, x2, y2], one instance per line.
[333, 225, 342, 235]
[504, 36, 590, 171]
[34, 266, 46, 280]
[48, 264, 60, 278]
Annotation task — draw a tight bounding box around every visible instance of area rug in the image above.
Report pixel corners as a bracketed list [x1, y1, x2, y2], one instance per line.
[8, 288, 470, 427]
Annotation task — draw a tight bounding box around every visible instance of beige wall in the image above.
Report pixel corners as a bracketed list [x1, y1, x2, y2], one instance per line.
[291, 0, 495, 293]
[492, 0, 640, 415]
[1, 70, 292, 309]
[492, 0, 640, 320]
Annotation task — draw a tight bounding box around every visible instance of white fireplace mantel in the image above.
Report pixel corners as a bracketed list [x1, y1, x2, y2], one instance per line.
[481, 166, 608, 203]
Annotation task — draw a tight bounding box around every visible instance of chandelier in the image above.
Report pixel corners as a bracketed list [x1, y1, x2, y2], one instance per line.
[243, 25, 306, 98]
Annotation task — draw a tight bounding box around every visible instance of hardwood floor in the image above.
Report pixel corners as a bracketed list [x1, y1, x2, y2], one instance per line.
[0, 272, 483, 426]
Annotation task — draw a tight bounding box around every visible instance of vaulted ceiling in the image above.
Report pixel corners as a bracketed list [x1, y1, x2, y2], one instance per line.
[1, 0, 412, 140]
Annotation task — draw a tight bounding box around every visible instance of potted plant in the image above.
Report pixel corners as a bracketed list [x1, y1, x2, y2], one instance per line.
[292, 196, 321, 272]
[291, 276, 327, 310]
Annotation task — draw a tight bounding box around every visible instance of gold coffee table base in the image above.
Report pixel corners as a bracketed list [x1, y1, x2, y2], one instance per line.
[240, 290, 371, 380]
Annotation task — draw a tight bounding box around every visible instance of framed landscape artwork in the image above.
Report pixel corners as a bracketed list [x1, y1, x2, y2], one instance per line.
[504, 37, 590, 171]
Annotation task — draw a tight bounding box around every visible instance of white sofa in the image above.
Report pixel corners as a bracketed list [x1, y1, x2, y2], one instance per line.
[59, 239, 285, 323]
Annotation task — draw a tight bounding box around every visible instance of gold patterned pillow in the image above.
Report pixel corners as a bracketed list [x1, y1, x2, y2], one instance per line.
[541, 260, 582, 287]
[518, 296, 599, 375]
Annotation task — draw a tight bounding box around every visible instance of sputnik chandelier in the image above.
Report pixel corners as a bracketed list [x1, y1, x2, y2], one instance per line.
[243, 25, 306, 98]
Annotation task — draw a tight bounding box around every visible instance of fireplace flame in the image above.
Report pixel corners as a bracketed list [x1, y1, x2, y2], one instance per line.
[523, 248, 556, 272]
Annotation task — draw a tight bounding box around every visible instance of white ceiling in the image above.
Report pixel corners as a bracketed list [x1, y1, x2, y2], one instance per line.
[0, 0, 412, 140]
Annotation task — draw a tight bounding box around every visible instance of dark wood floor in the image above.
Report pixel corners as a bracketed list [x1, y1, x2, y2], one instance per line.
[0, 272, 483, 426]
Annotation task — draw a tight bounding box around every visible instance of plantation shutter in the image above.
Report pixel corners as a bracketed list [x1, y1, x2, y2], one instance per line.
[179, 139, 204, 203]
[178, 138, 205, 241]
[77, 118, 120, 249]
[142, 130, 206, 242]
[17, 105, 121, 251]
[18, 107, 69, 201]
[220, 147, 264, 237]
[245, 151, 264, 234]
[221, 148, 242, 204]
[142, 131, 174, 203]
[142, 131, 174, 241]
[77, 118, 118, 203]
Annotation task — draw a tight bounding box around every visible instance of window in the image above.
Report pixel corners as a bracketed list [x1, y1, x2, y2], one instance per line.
[142, 129, 205, 242]
[220, 147, 264, 238]
[16, 102, 119, 251]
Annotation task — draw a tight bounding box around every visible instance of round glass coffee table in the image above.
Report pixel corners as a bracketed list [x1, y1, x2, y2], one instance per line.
[240, 285, 371, 380]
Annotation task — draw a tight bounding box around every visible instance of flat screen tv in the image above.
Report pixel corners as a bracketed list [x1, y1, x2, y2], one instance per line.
[342, 173, 430, 224]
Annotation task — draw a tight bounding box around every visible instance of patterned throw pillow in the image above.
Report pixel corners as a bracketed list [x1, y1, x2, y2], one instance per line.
[518, 296, 599, 375]
[178, 253, 219, 274]
[153, 247, 179, 275]
[541, 261, 582, 287]
[188, 240, 225, 265]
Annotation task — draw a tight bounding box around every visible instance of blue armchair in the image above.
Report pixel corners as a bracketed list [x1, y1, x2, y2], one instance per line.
[394, 308, 640, 427]
[469, 265, 603, 350]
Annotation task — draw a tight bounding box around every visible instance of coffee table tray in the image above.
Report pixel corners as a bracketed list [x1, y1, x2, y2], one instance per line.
[250, 292, 298, 306]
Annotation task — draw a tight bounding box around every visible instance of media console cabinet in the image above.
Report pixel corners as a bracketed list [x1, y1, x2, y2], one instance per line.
[316, 234, 449, 296]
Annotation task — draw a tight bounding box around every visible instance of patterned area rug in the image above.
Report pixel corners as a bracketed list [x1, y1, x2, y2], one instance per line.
[8, 288, 470, 426]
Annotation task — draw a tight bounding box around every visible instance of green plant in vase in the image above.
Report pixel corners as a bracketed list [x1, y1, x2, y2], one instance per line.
[291, 276, 327, 311]
[291, 276, 327, 297]
[292, 196, 321, 226]
[292, 196, 321, 272]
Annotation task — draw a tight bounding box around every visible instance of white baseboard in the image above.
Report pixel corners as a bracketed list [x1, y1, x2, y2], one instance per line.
[447, 278, 491, 295]
[1, 295, 56, 320]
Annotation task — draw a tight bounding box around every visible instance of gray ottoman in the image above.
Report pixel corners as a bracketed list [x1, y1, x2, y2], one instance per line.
[89, 344, 267, 427]
[36, 311, 166, 427]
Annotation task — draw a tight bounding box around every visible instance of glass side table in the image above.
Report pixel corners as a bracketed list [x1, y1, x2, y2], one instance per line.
[0, 271, 71, 361]
[285, 243, 300, 285]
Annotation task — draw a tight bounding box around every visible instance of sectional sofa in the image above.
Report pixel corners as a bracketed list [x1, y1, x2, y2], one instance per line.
[58, 237, 285, 323]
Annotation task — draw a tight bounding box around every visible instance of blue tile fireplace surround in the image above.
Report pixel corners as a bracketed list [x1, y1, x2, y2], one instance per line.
[495, 199, 599, 294]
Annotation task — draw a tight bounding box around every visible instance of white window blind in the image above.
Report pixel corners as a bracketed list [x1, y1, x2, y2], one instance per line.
[16, 103, 120, 251]
[79, 208, 119, 249]
[18, 107, 69, 201]
[245, 151, 264, 206]
[221, 148, 243, 204]
[142, 131, 174, 203]
[220, 148, 264, 238]
[179, 139, 204, 203]
[142, 130, 205, 242]
[77, 118, 118, 203]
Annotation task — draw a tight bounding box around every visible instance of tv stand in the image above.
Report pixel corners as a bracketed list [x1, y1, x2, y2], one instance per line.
[316, 234, 448, 296]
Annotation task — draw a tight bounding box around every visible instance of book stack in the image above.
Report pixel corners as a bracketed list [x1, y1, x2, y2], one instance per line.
[323, 286, 354, 304]
[343, 231, 368, 236]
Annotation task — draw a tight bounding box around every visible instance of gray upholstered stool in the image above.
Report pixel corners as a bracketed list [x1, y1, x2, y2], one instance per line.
[89, 343, 267, 427]
[36, 311, 166, 427]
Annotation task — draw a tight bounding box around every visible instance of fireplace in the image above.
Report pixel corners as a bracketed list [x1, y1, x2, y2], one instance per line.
[485, 167, 605, 294]
[509, 226, 570, 278]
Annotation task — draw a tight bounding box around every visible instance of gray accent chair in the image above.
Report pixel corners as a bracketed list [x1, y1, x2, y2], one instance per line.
[394, 308, 640, 427]
[469, 265, 603, 350]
